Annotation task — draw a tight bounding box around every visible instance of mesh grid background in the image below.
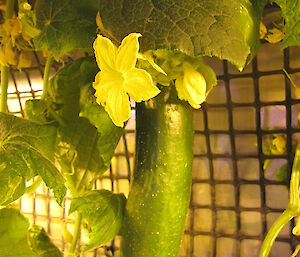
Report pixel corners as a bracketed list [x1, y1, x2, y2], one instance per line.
[5, 41, 300, 256]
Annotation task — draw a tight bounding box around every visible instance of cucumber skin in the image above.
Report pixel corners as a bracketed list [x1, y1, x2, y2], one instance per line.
[121, 97, 193, 257]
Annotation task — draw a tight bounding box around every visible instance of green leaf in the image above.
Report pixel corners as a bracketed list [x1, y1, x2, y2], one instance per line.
[28, 225, 63, 257]
[0, 113, 66, 205]
[69, 190, 126, 251]
[45, 58, 122, 194]
[99, 0, 266, 69]
[272, 0, 300, 48]
[58, 112, 122, 194]
[30, 0, 99, 58]
[25, 99, 48, 123]
[80, 97, 123, 167]
[0, 208, 62, 257]
[24, 97, 122, 196]
[0, 208, 37, 257]
[263, 159, 271, 171]
[48, 57, 98, 122]
[57, 117, 105, 194]
[275, 163, 289, 186]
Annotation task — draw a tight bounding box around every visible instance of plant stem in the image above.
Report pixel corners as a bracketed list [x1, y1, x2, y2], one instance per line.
[0, 0, 15, 113]
[25, 176, 42, 194]
[259, 209, 295, 257]
[48, 106, 66, 126]
[64, 173, 78, 197]
[41, 56, 54, 99]
[69, 212, 82, 255]
[0, 66, 9, 112]
[259, 143, 300, 257]
[5, 0, 14, 19]
[290, 143, 300, 208]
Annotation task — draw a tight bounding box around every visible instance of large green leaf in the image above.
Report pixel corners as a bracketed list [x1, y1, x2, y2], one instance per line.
[99, 0, 266, 69]
[272, 0, 300, 48]
[39, 58, 122, 194]
[29, 0, 99, 58]
[57, 117, 105, 194]
[0, 113, 66, 205]
[25, 57, 99, 123]
[47, 57, 99, 122]
[80, 87, 123, 167]
[25, 99, 48, 123]
[69, 190, 126, 251]
[0, 208, 62, 257]
[28, 225, 63, 257]
[0, 208, 37, 257]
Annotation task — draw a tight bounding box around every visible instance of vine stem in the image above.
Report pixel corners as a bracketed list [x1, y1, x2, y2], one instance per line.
[259, 143, 300, 257]
[5, 0, 14, 19]
[41, 56, 54, 99]
[25, 176, 42, 194]
[289, 143, 300, 208]
[259, 210, 295, 257]
[0, 0, 15, 113]
[0, 66, 9, 112]
[69, 212, 82, 255]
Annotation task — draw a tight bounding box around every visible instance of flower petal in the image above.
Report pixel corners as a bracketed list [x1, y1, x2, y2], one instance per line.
[93, 35, 117, 72]
[92, 71, 123, 106]
[105, 87, 131, 127]
[116, 33, 141, 72]
[175, 77, 200, 108]
[92, 70, 130, 127]
[175, 77, 186, 101]
[183, 68, 206, 106]
[175, 64, 206, 109]
[124, 68, 160, 102]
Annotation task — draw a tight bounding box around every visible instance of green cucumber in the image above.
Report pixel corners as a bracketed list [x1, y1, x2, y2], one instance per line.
[121, 89, 193, 257]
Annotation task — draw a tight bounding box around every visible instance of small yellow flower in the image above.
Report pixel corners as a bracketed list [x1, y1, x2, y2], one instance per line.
[271, 134, 286, 154]
[175, 62, 206, 109]
[265, 27, 285, 44]
[2, 18, 22, 46]
[23, 2, 32, 11]
[93, 33, 160, 127]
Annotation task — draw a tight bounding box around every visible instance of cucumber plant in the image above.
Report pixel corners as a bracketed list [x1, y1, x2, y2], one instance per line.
[0, 0, 299, 256]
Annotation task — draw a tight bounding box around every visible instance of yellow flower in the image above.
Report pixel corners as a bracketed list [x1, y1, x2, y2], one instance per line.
[265, 28, 285, 44]
[271, 134, 286, 154]
[93, 33, 160, 127]
[2, 18, 22, 46]
[175, 62, 206, 109]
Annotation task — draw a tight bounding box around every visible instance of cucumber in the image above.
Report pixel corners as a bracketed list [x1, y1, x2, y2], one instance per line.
[121, 89, 193, 257]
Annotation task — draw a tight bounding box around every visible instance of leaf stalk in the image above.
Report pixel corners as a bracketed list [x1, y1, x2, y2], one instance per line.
[69, 212, 82, 255]
[259, 143, 300, 257]
[25, 176, 42, 194]
[41, 56, 54, 99]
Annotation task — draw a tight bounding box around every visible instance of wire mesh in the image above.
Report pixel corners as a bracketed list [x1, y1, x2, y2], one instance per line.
[5, 36, 300, 257]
